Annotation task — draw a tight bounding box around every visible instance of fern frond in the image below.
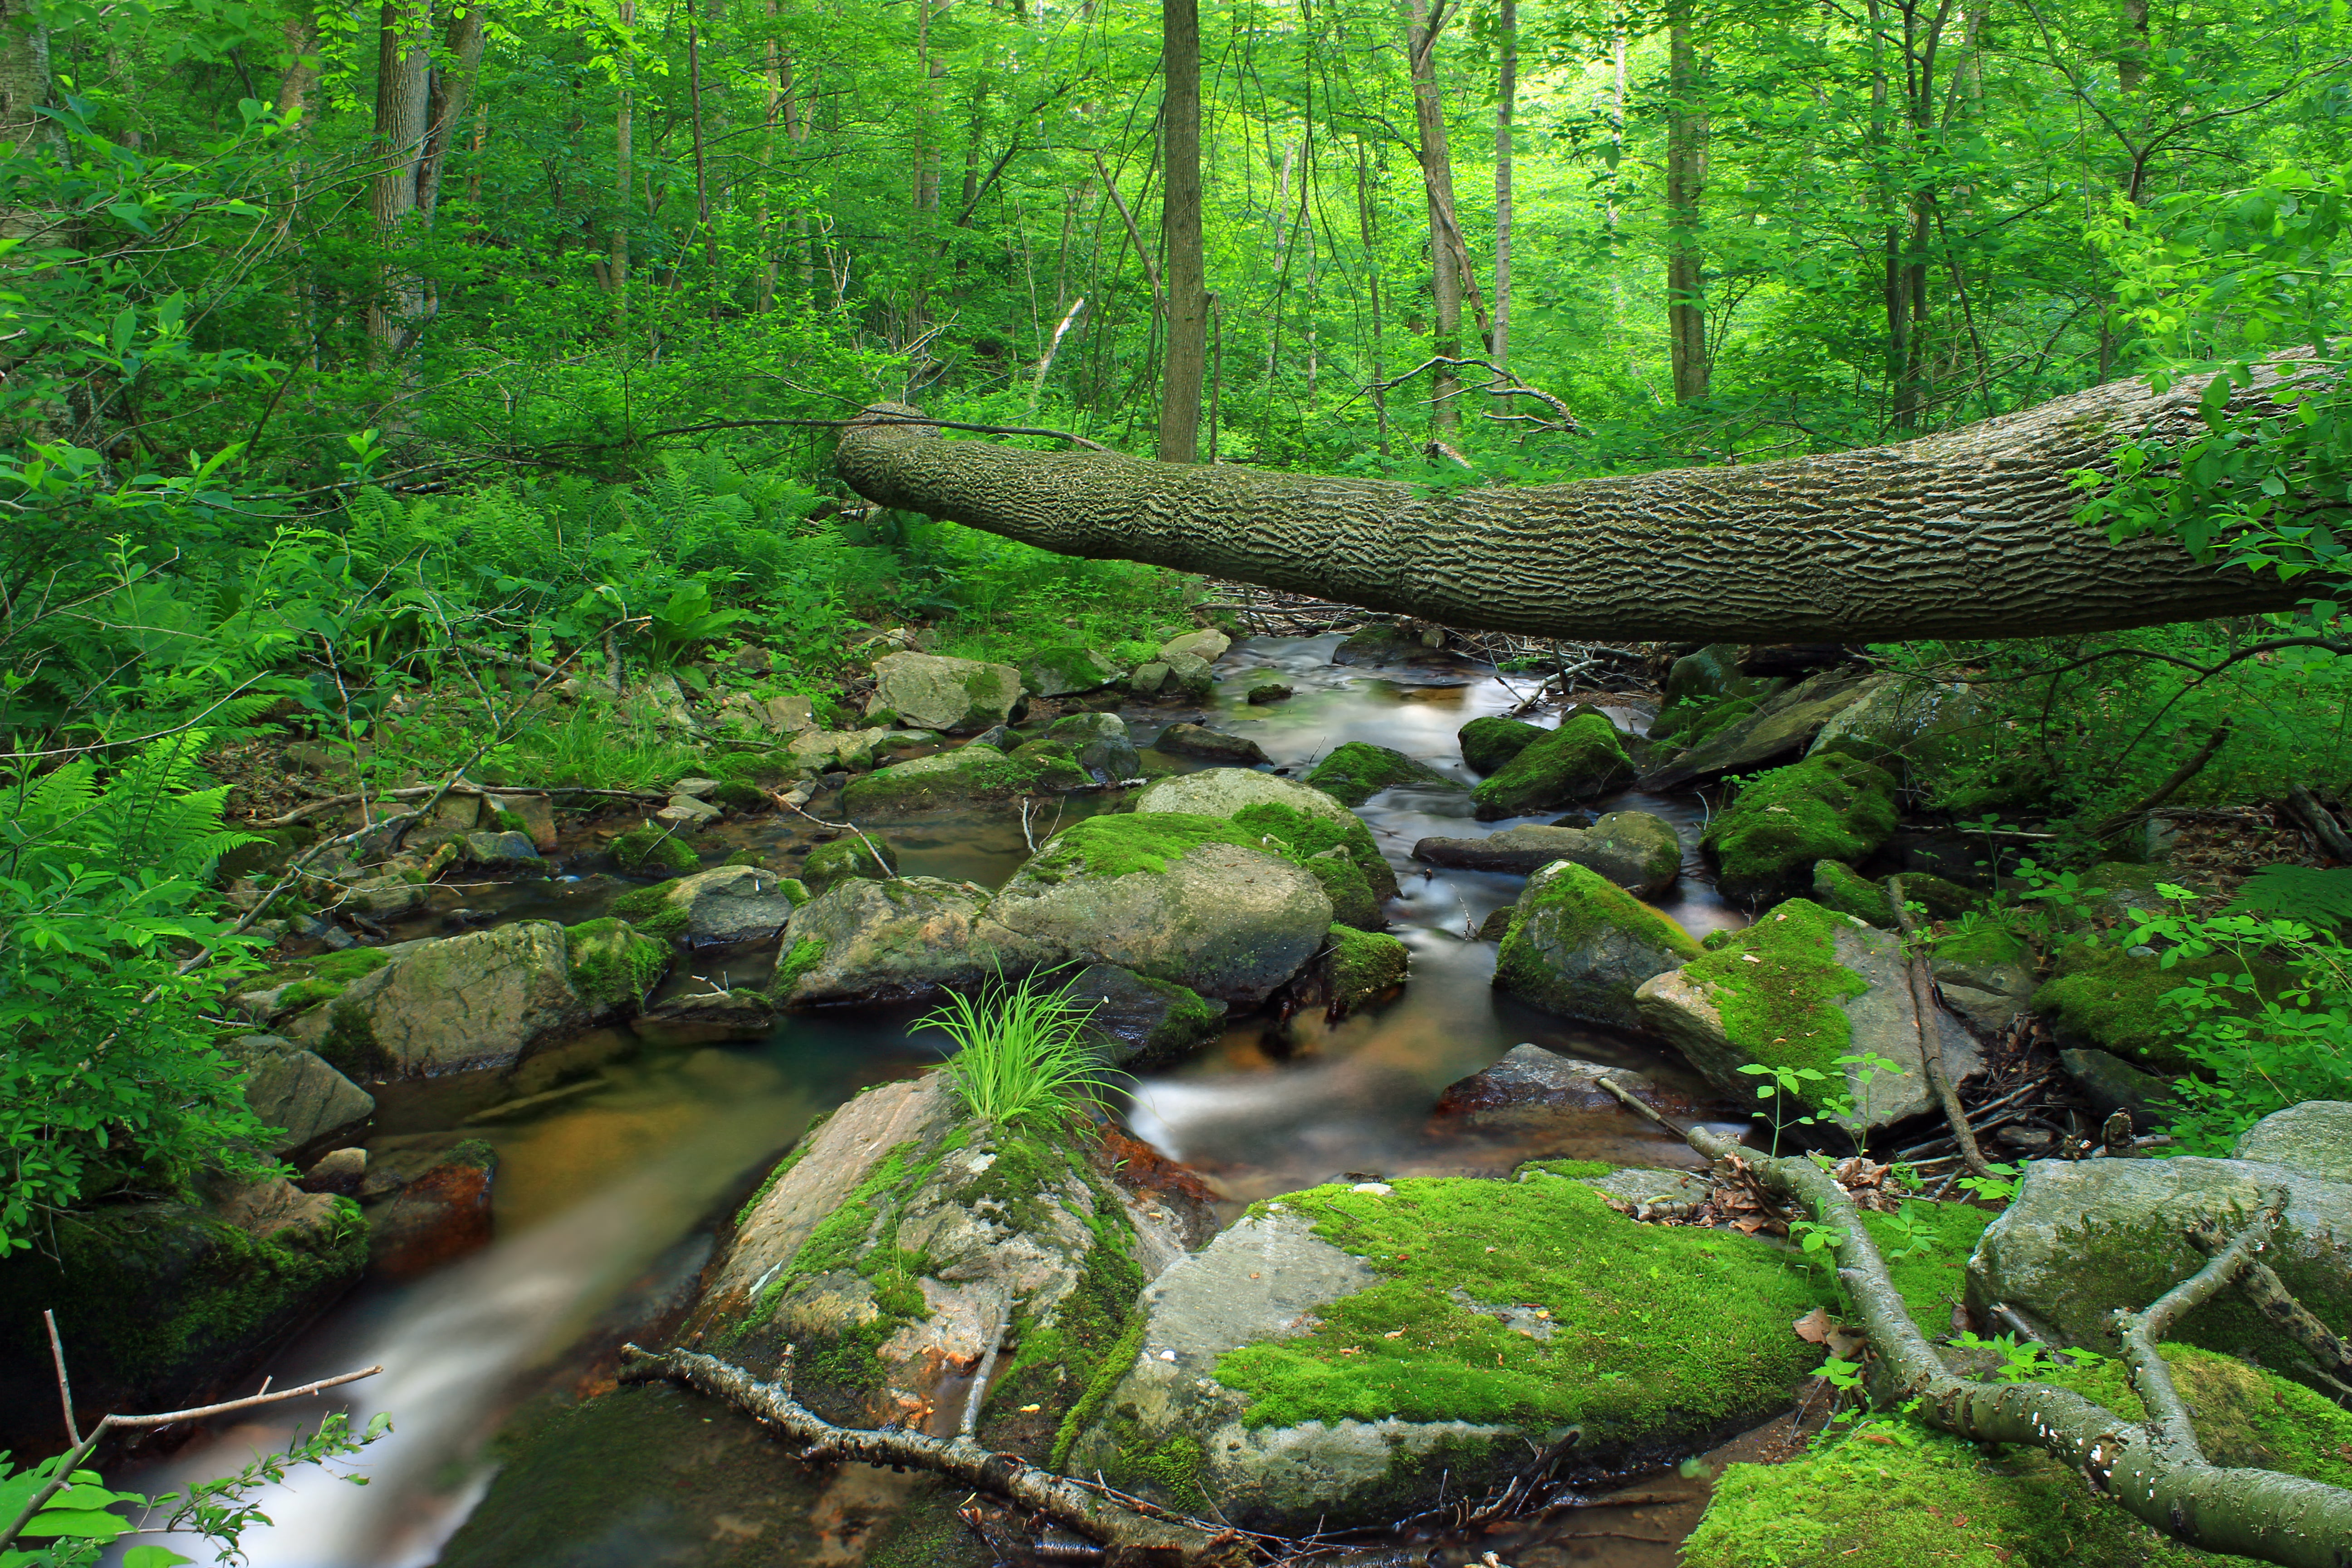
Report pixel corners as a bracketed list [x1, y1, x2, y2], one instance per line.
[2229, 863, 2352, 924]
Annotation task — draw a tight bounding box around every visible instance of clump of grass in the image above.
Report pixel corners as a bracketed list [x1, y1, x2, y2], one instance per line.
[921, 980, 1115, 1129]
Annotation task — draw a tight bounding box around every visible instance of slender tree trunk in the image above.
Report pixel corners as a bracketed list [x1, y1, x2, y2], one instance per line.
[0, 0, 55, 163]
[417, 5, 487, 225]
[368, 0, 434, 353]
[275, 11, 319, 125]
[1664, 0, 1708, 403]
[759, 0, 784, 313]
[686, 0, 718, 308]
[1263, 139, 1297, 387]
[1355, 138, 1389, 457]
[1608, 30, 1626, 314]
[1493, 0, 1514, 372]
[610, 0, 633, 327]
[1157, 0, 1207, 462]
[1407, 0, 1464, 436]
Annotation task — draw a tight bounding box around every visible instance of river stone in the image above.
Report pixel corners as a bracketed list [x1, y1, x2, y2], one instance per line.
[1021, 645, 1122, 697]
[1130, 660, 1173, 695]
[1430, 1043, 1696, 1136]
[1459, 715, 1548, 775]
[992, 823, 1333, 1005]
[234, 1035, 375, 1161]
[1155, 723, 1269, 764]
[869, 651, 1023, 734]
[1047, 711, 1142, 781]
[838, 741, 1088, 815]
[801, 833, 901, 894]
[2233, 1101, 2352, 1183]
[1641, 669, 1879, 790]
[1701, 754, 1900, 904]
[1493, 861, 1703, 1032]
[1064, 962, 1228, 1068]
[1414, 810, 1681, 897]
[2058, 1048, 2176, 1132]
[1164, 652, 1218, 699]
[1332, 620, 1457, 668]
[338, 873, 429, 919]
[679, 1073, 1188, 1440]
[1807, 676, 1992, 779]
[1634, 901, 1983, 1136]
[485, 792, 560, 852]
[285, 921, 597, 1078]
[786, 725, 891, 774]
[463, 828, 550, 872]
[300, 1147, 367, 1196]
[1161, 628, 1231, 663]
[770, 877, 1041, 1008]
[369, 1139, 497, 1279]
[1304, 742, 1460, 807]
[1132, 771, 1400, 910]
[1966, 1153, 2352, 1381]
[618, 865, 804, 944]
[1137, 768, 1357, 828]
[1470, 714, 1636, 819]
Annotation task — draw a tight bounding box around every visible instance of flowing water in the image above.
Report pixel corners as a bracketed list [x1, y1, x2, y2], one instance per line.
[118, 636, 1760, 1568]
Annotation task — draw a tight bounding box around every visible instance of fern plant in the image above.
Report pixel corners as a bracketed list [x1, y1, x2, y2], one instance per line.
[2228, 863, 2352, 925]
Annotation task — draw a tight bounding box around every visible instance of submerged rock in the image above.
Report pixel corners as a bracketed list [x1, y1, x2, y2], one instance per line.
[869, 651, 1023, 734]
[1415, 809, 1681, 897]
[1304, 742, 1460, 807]
[1634, 899, 1982, 1135]
[608, 864, 805, 944]
[369, 1139, 497, 1278]
[1492, 861, 1702, 1032]
[1047, 710, 1142, 781]
[1700, 753, 1898, 903]
[1470, 714, 1636, 819]
[1063, 1166, 1829, 1533]
[1430, 1043, 1696, 1136]
[1154, 723, 1269, 764]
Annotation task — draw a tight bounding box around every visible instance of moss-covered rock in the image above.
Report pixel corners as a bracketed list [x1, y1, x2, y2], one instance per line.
[1646, 645, 1784, 742]
[869, 650, 1023, 734]
[802, 832, 901, 894]
[1064, 962, 1228, 1068]
[1046, 711, 1142, 781]
[563, 917, 670, 1008]
[1812, 858, 1895, 926]
[609, 865, 804, 943]
[1701, 754, 1898, 903]
[1635, 898, 1982, 1134]
[1413, 809, 1682, 897]
[1493, 861, 1701, 1032]
[1020, 644, 1122, 698]
[1304, 742, 1460, 807]
[767, 877, 1020, 1007]
[271, 946, 396, 1014]
[2030, 938, 2284, 1074]
[1326, 924, 1409, 1014]
[838, 742, 1088, 816]
[1138, 769, 1400, 904]
[1066, 1167, 1832, 1534]
[610, 822, 700, 877]
[1470, 714, 1636, 820]
[1642, 668, 1880, 790]
[1458, 715, 1547, 775]
[286, 921, 605, 1078]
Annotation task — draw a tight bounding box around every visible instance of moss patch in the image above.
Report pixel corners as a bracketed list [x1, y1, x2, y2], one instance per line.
[1679, 899, 1872, 1105]
[1859, 1202, 1993, 1333]
[563, 917, 669, 1008]
[1213, 1171, 1832, 1456]
[1470, 714, 1636, 820]
[1229, 801, 1399, 901]
[1812, 859, 1894, 927]
[610, 823, 699, 877]
[275, 946, 394, 1011]
[1035, 812, 1262, 879]
[803, 833, 901, 894]
[2029, 938, 2293, 1075]
[1459, 715, 1547, 775]
[770, 935, 828, 997]
[1305, 742, 1456, 807]
[607, 877, 691, 940]
[1327, 925, 1409, 1013]
[1493, 861, 1702, 1024]
[1703, 754, 1898, 902]
[1932, 917, 2030, 968]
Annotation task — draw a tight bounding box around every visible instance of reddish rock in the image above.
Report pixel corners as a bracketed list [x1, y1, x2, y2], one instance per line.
[368, 1139, 497, 1277]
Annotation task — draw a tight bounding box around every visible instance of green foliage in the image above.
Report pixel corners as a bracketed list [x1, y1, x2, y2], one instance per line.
[921, 979, 1118, 1130]
[2230, 862, 2352, 923]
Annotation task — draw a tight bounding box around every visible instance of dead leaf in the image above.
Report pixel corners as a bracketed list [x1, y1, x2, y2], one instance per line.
[1793, 1307, 1833, 1345]
[1741, 953, 1763, 963]
[1018, 1403, 1043, 1413]
[1384, 1328, 1406, 1338]
[1827, 1325, 1869, 1360]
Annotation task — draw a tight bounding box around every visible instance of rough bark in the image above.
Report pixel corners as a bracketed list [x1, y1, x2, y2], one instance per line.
[1406, 0, 1479, 437]
[833, 368, 2309, 642]
[0, 0, 56, 162]
[369, 0, 434, 351]
[1665, 0, 1707, 403]
[1493, 0, 1514, 372]
[1158, 0, 1206, 463]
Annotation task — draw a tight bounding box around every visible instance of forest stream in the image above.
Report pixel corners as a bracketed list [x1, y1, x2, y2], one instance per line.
[121, 636, 1766, 1568]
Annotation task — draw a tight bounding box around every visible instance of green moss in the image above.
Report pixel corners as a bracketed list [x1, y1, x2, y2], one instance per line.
[1680, 899, 1872, 1104]
[492, 807, 532, 836]
[1327, 924, 1409, 1013]
[770, 935, 827, 997]
[1054, 1312, 1147, 1470]
[744, 1139, 936, 1400]
[1516, 1158, 1617, 1180]
[1812, 859, 1895, 926]
[1858, 1202, 1993, 1333]
[1469, 714, 1635, 820]
[1702, 754, 1898, 902]
[1213, 1172, 1832, 1453]
[318, 996, 388, 1078]
[801, 833, 900, 893]
[2030, 939, 2284, 1074]
[563, 917, 669, 1007]
[275, 946, 395, 1011]
[607, 877, 692, 939]
[1228, 801, 1400, 901]
[1493, 861, 1704, 1024]
[1036, 812, 1263, 878]
[712, 779, 769, 811]
[1932, 917, 2029, 968]
[1304, 742, 1455, 807]
[610, 823, 699, 877]
[1458, 715, 1547, 775]
[839, 743, 1085, 815]
[2045, 1343, 2352, 1484]
[986, 1167, 1148, 1460]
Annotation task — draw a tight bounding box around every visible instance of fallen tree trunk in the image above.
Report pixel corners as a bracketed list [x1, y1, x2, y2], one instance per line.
[833, 371, 2315, 642]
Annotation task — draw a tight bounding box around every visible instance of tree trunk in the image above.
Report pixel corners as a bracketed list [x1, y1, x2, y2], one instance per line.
[834, 369, 2306, 642]
[1493, 0, 1514, 372]
[1407, 0, 1463, 436]
[1664, 0, 1708, 403]
[0, 0, 55, 162]
[368, 0, 434, 353]
[1157, 0, 1206, 462]
[1355, 138, 1390, 457]
[685, 0, 718, 303]
[611, 0, 633, 324]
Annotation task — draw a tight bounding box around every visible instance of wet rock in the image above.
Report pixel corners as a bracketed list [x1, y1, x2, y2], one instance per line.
[1063, 962, 1228, 1068]
[2234, 1100, 2352, 1183]
[1635, 899, 1984, 1136]
[839, 741, 1089, 816]
[786, 725, 890, 774]
[338, 872, 429, 919]
[770, 877, 1033, 1007]
[233, 1034, 374, 1160]
[1304, 742, 1460, 807]
[1968, 1143, 2352, 1377]
[638, 987, 779, 1036]
[1047, 710, 1142, 781]
[655, 792, 724, 831]
[610, 864, 805, 944]
[993, 816, 1333, 1004]
[678, 1075, 1187, 1443]
[1431, 1043, 1666, 1135]
[1332, 620, 1457, 668]
[1164, 652, 1218, 699]
[1155, 723, 1269, 764]
[2058, 1048, 2175, 1132]
[801, 833, 902, 894]
[869, 651, 1023, 734]
[1021, 645, 1122, 697]
[1324, 925, 1409, 1014]
[1458, 715, 1548, 775]
[1701, 754, 1898, 904]
[463, 828, 550, 872]
[1161, 628, 1231, 663]
[1137, 768, 1400, 908]
[609, 822, 701, 877]
[1414, 810, 1681, 897]
[1129, 660, 1173, 696]
[1493, 862, 1702, 1032]
[1063, 1168, 1829, 1534]
[1246, 682, 1294, 705]
[369, 1139, 497, 1278]
[1640, 669, 1879, 790]
[300, 1147, 367, 1196]
[1475, 906, 1514, 941]
[1470, 714, 1636, 819]
[485, 792, 560, 852]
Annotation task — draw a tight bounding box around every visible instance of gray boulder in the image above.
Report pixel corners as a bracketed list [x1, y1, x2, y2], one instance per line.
[1020, 645, 1122, 697]
[785, 725, 891, 773]
[2234, 1100, 2352, 1183]
[613, 864, 804, 945]
[1429, 1043, 1701, 1136]
[1137, 768, 1355, 828]
[1129, 661, 1173, 696]
[1063, 962, 1227, 1068]
[1413, 810, 1682, 897]
[1154, 723, 1269, 764]
[233, 1035, 374, 1159]
[463, 829, 549, 872]
[1807, 677, 1992, 778]
[1160, 628, 1231, 663]
[1640, 669, 1878, 790]
[1493, 862, 1703, 1032]
[869, 651, 1023, 734]
[838, 741, 1088, 815]
[1047, 711, 1143, 781]
[1164, 652, 1218, 699]
[2059, 1048, 2176, 1132]
[770, 877, 1036, 1008]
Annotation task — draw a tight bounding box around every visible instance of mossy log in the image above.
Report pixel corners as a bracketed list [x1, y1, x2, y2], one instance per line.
[833, 378, 2305, 643]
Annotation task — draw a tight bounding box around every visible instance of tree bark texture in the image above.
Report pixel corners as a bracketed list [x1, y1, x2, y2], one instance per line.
[834, 369, 2308, 643]
[1407, 0, 1470, 436]
[0, 0, 55, 161]
[1493, 0, 1514, 373]
[1157, 0, 1206, 462]
[1665, 0, 1708, 403]
[369, 0, 434, 349]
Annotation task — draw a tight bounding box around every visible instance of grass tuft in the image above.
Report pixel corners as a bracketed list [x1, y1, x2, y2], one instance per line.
[922, 979, 1118, 1130]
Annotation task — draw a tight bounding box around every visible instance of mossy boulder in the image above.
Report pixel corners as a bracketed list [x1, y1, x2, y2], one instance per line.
[1458, 715, 1547, 775]
[1701, 754, 1898, 903]
[1325, 924, 1409, 1014]
[1332, 620, 1455, 667]
[2029, 937, 2292, 1074]
[1063, 963, 1228, 1068]
[610, 822, 700, 877]
[1647, 645, 1784, 742]
[1414, 810, 1681, 897]
[1642, 668, 1879, 790]
[785, 725, 892, 774]
[1470, 715, 1636, 820]
[1494, 862, 1702, 1032]
[1064, 1166, 1832, 1534]
[676, 1074, 1181, 1450]
[230, 1034, 374, 1161]
[1685, 1343, 2352, 1568]
[1634, 899, 1983, 1135]
[563, 917, 671, 1008]
[802, 832, 901, 895]
[1138, 769, 1399, 905]
[838, 741, 1088, 816]
[1304, 742, 1460, 807]
[608, 865, 805, 944]
[1020, 645, 1122, 698]
[869, 651, 1023, 734]
[768, 877, 1029, 1008]
[1046, 711, 1142, 781]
